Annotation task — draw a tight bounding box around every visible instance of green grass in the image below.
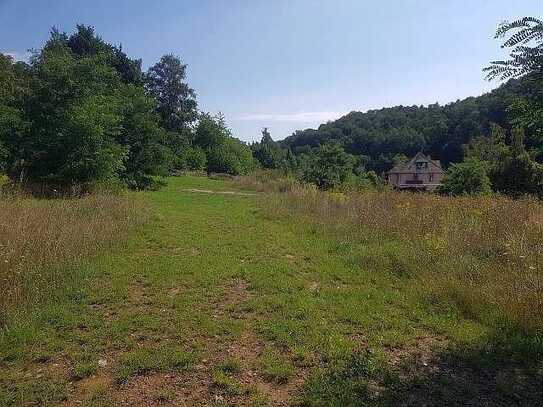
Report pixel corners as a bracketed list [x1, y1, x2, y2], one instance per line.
[258, 349, 295, 384]
[0, 176, 541, 405]
[114, 345, 194, 383]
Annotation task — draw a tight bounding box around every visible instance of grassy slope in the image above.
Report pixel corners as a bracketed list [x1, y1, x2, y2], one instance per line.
[0, 176, 541, 406]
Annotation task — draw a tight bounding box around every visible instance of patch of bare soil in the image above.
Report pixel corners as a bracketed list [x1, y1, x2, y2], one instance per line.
[62, 278, 305, 406]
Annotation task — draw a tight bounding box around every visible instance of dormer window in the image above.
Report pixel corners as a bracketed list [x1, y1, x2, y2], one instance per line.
[416, 161, 428, 170]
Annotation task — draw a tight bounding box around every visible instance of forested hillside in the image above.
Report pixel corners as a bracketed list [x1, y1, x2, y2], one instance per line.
[281, 73, 541, 173]
[247, 17, 543, 196]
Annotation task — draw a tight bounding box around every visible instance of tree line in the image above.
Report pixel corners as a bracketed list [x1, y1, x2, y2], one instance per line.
[0, 25, 254, 191]
[251, 17, 543, 197]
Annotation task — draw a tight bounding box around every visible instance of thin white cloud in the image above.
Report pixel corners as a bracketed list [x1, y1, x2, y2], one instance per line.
[236, 111, 346, 123]
[3, 51, 31, 62]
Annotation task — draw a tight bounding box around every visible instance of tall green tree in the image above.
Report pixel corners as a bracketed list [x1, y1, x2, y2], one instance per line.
[485, 17, 543, 155]
[492, 127, 543, 198]
[0, 54, 27, 173]
[145, 54, 198, 132]
[252, 128, 285, 169]
[1, 27, 173, 189]
[117, 85, 171, 189]
[14, 43, 126, 184]
[46, 25, 144, 85]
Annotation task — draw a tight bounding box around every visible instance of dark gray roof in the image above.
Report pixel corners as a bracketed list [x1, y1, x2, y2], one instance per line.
[388, 152, 443, 174]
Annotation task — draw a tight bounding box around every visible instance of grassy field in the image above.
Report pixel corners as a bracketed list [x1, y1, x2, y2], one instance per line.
[1, 176, 542, 406]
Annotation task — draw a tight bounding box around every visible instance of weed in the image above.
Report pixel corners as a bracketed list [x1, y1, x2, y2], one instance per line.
[212, 370, 245, 396]
[115, 345, 194, 383]
[73, 360, 98, 380]
[217, 357, 242, 374]
[258, 349, 295, 384]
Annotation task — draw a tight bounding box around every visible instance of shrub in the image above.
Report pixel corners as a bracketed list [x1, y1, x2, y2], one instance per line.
[181, 146, 207, 171]
[438, 159, 492, 196]
[301, 144, 355, 190]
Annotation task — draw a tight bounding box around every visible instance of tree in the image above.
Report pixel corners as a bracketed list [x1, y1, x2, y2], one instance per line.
[492, 127, 543, 198]
[194, 112, 255, 175]
[438, 159, 492, 196]
[484, 17, 543, 163]
[194, 113, 228, 151]
[0, 54, 26, 173]
[207, 138, 254, 175]
[117, 85, 171, 189]
[0, 27, 173, 190]
[302, 144, 355, 190]
[46, 25, 144, 85]
[145, 54, 198, 132]
[12, 43, 127, 185]
[252, 128, 285, 169]
[484, 17, 543, 80]
[179, 146, 207, 171]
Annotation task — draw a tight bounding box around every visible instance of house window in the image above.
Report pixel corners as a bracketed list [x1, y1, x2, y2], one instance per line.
[429, 174, 433, 182]
[416, 161, 428, 170]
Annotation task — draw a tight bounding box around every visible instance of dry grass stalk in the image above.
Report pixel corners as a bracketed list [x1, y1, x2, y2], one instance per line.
[0, 192, 139, 323]
[254, 179, 543, 334]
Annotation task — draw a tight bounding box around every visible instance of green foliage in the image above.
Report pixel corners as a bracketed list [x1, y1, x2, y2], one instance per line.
[145, 54, 198, 132]
[117, 85, 171, 189]
[16, 45, 127, 185]
[179, 146, 207, 171]
[252, 128, 286, 169]
[484, 17, 543, 80]
[462, 125, 543, 197]
[301, 144, 355, 189]
[115, 346, 194, 383]
[206, 137, 254, 175]
[282, 71, 543, 177]
[0, 26, 255, 190]
[195, 113, 255, 175]
[46, 25, 144, 85]
[492, 128, 543, 198]
[438, 159, 492, 196]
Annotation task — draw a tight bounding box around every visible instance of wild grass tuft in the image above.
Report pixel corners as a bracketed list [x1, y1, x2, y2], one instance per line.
[0, 192, 139, 325]
[261, 183, 543, 334]
[114, 345, 194, 383]
[258, 349, 295, 384]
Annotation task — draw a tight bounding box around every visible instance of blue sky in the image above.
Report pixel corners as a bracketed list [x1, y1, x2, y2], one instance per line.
[1, 0, 542, 142]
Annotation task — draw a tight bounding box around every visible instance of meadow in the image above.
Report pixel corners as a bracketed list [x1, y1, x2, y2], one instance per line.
[0, 192, 138, 325]
[0, 176, 542, 406]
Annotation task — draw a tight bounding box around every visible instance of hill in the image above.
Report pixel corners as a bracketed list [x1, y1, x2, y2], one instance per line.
[281, 74, 540, 173]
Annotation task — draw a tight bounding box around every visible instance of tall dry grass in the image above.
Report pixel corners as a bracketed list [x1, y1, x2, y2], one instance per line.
[245, 175, 543, 334]
[0, 192, 139, 324]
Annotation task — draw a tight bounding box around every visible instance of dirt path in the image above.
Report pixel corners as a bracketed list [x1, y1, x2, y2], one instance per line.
[181, 188, 257, 196]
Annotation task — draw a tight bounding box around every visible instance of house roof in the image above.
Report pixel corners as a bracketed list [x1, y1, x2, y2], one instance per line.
[388, 152, 443, 174]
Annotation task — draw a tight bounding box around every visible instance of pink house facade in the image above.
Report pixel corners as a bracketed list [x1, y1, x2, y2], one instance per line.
[386, 152, 444, 191]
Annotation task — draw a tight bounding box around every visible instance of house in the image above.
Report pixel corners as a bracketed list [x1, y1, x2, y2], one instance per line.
[386, 152, 444, 191]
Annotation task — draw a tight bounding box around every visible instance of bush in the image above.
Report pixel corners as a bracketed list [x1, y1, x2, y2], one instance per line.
[181, 146, 207, 171]
[301, 144, 355, 190]
[206, 138, 255, 175]
[438, 159, 492, 196]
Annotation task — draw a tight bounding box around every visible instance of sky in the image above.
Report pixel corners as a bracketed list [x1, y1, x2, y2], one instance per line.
[1, 0, 542, 142]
